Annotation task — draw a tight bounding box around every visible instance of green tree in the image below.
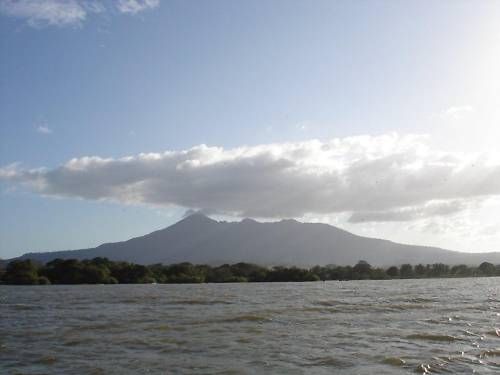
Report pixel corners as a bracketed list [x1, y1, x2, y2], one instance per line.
[266, 266, 319, 282]
[450, 264, 472, 277]
[370, 267, 389, 280]
[4, 260, 40, 285]
[478, 262, 496, 276]
[386, 266, 399, 278]
[353, 260, 372, 279]
[429, 263, 449, 277]
[112, 263, 155, 283]
[399, 264, 413, 278]
[166, 262, 205, 283]
[414, 264, 426, 277]
[230, 262, 267, 281]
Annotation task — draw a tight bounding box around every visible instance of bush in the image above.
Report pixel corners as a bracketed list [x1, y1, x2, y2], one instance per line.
[4, 260, 40, 285]
[37, 276, 51, 285]
[2, 257, 498, 284]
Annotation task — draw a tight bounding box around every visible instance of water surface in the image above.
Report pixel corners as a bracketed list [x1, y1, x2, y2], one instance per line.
[1, 278, 500, 374]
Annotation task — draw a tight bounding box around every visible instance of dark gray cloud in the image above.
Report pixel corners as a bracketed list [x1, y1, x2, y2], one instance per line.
[2, 135, 500, 221]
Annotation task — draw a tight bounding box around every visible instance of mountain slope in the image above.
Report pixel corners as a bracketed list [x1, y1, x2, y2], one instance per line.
[12, 213, 500, 266]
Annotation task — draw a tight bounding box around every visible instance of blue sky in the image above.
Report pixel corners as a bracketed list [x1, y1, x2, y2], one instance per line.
[1, 1, 500, 258]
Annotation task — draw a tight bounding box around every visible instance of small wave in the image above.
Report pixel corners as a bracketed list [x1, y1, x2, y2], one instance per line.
[382, 357, 406, 366]
[117, 298, 140, 303]
[478, 349, 500, 358]
[407, 333, 458, 342]
[406, 297, 438, 303]
[6, 303, 42, 311]
[64, 337, 97, 346]
[415, 360, 456, 374]
[171, 299, 233, 305]
[314, 300, 349, 307]
[299, 306, 341, 313]
[141, 323, 172, 332]
[462, 330, 484, 339]
[76, 322, 124, 331]
[306, 356, 353, 368]
[312, 301, 430, 313]
[416, 363, 433, 374]
[158, 337, 187, 345]
[486, 328, 500, 337]
[220, 314, 271, 323]
[118, 296, 160, 303]
[37, 356, 57, 365]
[384, 303, 429, 311]
[156, 324, 171, 331]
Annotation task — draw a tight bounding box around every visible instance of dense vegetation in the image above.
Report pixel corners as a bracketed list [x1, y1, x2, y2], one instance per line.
[1, 258, 500, 285]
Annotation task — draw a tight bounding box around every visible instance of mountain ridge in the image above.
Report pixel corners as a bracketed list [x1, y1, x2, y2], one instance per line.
[8, 213, 500, 266]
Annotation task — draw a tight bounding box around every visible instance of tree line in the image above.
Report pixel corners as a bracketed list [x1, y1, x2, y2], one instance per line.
[1, 258, 500, 285]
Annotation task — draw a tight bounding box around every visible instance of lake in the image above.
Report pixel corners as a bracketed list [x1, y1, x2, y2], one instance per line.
[1, 278, 499, 374]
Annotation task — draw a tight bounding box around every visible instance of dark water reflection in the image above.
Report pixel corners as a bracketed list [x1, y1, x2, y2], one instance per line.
[1, 278, 500, 374]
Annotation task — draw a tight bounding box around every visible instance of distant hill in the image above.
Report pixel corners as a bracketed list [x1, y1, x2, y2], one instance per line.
[9, 213, 500, 266]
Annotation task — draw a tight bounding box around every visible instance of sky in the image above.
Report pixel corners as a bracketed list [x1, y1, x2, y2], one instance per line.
[1, 0, 500, 259]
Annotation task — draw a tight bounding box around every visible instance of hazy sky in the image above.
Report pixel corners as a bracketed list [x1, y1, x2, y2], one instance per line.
[1, 0, 500, 258]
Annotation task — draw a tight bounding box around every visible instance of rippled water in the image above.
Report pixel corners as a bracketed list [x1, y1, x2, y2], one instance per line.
[1, 278, 500, 374]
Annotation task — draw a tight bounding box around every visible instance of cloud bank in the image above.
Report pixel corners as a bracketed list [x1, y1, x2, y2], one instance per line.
[0, 0, 159, 27]
[2, 134, 500, 222]
[116, 0, 158, 14]
[36, 125, 53, 134]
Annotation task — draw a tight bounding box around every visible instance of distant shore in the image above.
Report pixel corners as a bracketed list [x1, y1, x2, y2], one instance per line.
[1, 258, 499, 285]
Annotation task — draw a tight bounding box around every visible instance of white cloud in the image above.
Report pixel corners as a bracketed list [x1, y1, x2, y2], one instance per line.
[0, 163, 22, 179]
[1, 133, 500, 221]
[0, 0, 88, 27]
[295, 121, 310, 132]
[441, 105, 474, 119]
[348, 199, 471, 223]
[116, 0, 158, 14]
[0, 0, 159, 27]
[36, 125, 53, 134]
